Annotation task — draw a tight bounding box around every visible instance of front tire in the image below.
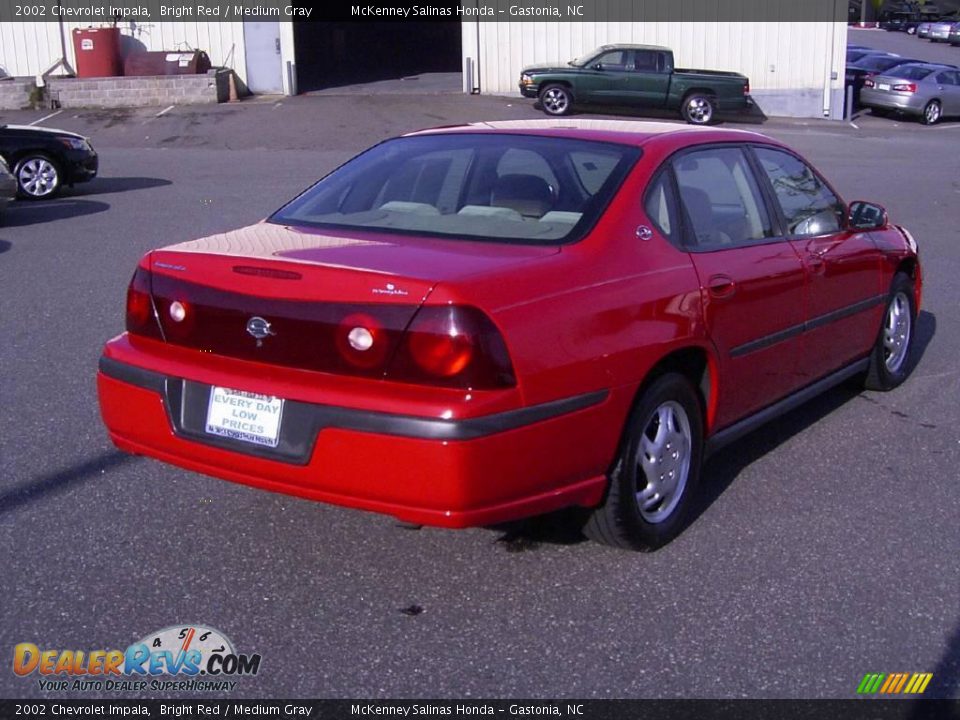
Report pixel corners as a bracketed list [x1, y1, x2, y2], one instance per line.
[681, 93, 716, 125]
[539, 84, 573, 116]
[583, 373, 704, 551]
[922, 100, 941, 125]
[865, 272, 916, 391]
[15, 154, 61, 199]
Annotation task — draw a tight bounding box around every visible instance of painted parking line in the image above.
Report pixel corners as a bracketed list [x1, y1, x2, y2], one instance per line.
[29, 109, 63, 126]
[155, 105, 176, 117]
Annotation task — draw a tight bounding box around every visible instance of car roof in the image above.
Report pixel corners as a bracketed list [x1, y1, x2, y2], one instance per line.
[594, 43, 672, 53]
[406, 119, 774, 150]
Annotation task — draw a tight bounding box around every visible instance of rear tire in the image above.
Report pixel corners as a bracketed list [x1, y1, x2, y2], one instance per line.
[539, 84, 573, 116]
[583, 373, 704, 551]
[865, 272, 916, 391]
[681, 93, 716, 125]
[922, 100, 941, 125]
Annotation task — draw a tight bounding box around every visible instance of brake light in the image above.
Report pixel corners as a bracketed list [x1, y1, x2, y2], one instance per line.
[387, 306, 516, 390]
[863, 75, 875, 88]
[892, 83, 917, 93]
[125, 266, 162, 339]
[743, 80, 750, 95]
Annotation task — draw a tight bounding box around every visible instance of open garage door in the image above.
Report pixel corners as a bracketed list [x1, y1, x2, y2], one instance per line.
[293, 21, 462, 93]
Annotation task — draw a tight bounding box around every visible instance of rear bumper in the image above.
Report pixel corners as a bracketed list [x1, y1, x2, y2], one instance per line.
[98, 354, 611, 527]
[859, 89, 926, 114]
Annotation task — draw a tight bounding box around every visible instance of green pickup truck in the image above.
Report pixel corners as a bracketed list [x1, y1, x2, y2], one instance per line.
[519, 44, 751, 124]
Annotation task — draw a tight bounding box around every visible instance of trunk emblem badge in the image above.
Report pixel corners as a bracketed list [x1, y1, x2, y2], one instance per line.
[246, 316, 275, 346]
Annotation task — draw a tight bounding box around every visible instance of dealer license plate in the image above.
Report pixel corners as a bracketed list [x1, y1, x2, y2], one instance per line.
[877, 83, 891, 91]
[205, 387, 284, 448]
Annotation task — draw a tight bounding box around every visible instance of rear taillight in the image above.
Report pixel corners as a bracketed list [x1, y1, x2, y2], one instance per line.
[386, 305, 516, 390]
[125, 266, 162, 339]
[893, 82, 917, 93]
[743, 80, 750, 95]
[863, 75, 875, 88]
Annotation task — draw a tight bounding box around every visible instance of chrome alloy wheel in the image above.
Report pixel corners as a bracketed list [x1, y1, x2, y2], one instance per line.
[541, 87, 570, 115]
[17, 157, 59, 198]
[924, 100, 941, 124]
[883, 291, 912, 373]
[685, 96, 713, 124]
[635, 400, 692, 524]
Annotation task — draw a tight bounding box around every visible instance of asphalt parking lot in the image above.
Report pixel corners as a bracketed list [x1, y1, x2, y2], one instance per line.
[1, 70, 958, 700]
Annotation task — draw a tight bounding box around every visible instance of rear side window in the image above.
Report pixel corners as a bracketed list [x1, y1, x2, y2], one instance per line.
[753, 147, 844, 237]
[672, 147, 773, 249]
[890, 65, 934, 80]
[643, 171, 678, 241]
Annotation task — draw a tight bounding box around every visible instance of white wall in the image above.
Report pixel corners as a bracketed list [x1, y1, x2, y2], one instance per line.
[471, 21, 849, 119]
[0, 21, 248, 84]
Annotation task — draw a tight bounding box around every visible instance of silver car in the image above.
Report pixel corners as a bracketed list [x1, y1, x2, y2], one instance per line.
[929, 19, 958, 41]
[917, 21, 933, 38]
[860, 63, 960, 124]
[0, 155, 16, 222]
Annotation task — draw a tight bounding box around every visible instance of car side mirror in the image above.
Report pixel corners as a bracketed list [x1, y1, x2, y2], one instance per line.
[592, 63, 604, 71]
[848, 201, 888, 230]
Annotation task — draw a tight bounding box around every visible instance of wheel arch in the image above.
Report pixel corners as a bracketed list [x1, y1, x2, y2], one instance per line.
[631, 344, 719, 436]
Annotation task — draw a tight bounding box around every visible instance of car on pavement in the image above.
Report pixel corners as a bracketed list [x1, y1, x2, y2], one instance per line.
[518, 44, 751, 124]
[928, 16, 960, 41]
[97, 120, 922, 550]
[918, 21, 934, 38]
[879, 10, 922, 33]
[0, 155, 16, 221]
[846, 53, 908, 107]
[861, 63, 960, 123]
[949, 22, 960, 45]
[0, 124, 98, 199]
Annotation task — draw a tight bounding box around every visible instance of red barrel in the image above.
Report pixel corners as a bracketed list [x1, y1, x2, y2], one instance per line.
[72, 27, 122, 78]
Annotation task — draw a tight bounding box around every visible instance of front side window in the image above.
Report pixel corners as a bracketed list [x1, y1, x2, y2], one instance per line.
[753, 147, 844, 237]
[672, 147, 773, 249]
[269, 134, 640, 245]
[593, 50, 628, 70]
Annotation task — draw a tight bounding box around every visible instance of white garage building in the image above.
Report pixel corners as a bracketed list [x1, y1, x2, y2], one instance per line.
[0, 15, 848, 119]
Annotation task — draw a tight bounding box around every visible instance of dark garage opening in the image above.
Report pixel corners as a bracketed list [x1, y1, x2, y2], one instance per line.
[293, 21, 462, 93]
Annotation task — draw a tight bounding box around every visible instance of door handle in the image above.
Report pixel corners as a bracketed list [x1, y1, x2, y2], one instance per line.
[707, 275, 736, 299]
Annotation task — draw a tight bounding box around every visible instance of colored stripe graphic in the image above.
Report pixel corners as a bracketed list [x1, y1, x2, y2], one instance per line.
[857, 672, 932, 694]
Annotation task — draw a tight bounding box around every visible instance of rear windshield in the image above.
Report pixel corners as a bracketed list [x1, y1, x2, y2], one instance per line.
[268, 133, 640, 245]
[890, 65, 935, 80]
[856, 56, 904, 71]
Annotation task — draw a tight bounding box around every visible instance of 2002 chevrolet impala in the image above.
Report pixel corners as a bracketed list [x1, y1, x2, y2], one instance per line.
[98, 120, 921, 550]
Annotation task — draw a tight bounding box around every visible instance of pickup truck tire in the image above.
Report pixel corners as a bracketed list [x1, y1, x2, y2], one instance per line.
[681, 93, 716, 125]
[582, 372, 704, 551]
[539, 84, 573, 116]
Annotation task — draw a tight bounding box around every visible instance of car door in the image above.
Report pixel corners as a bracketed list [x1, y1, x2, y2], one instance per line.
[750, 145, 885, 382]
[579, 49, 634, 103]
[622, 49, 671, 106]
[934, 70, 960, 114]
[666, 146, 807, 429]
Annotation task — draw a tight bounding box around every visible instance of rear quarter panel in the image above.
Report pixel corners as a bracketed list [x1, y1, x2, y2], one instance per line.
[424, 153, 709, 474]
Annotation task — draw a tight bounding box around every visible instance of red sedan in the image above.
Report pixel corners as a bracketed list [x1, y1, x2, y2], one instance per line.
[98, 120, 921, 550]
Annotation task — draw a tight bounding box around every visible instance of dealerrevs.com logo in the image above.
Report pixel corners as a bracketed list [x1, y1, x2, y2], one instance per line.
[13, 625, 261, 692]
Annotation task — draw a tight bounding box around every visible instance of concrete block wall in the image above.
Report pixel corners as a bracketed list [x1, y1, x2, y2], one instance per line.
[45, 70, 232, 109]
[0, 78, 35, 110]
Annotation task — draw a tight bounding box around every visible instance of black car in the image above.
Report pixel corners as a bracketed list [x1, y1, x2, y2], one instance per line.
[0, 124, 98, 199]
[879, 11, 922, 33]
